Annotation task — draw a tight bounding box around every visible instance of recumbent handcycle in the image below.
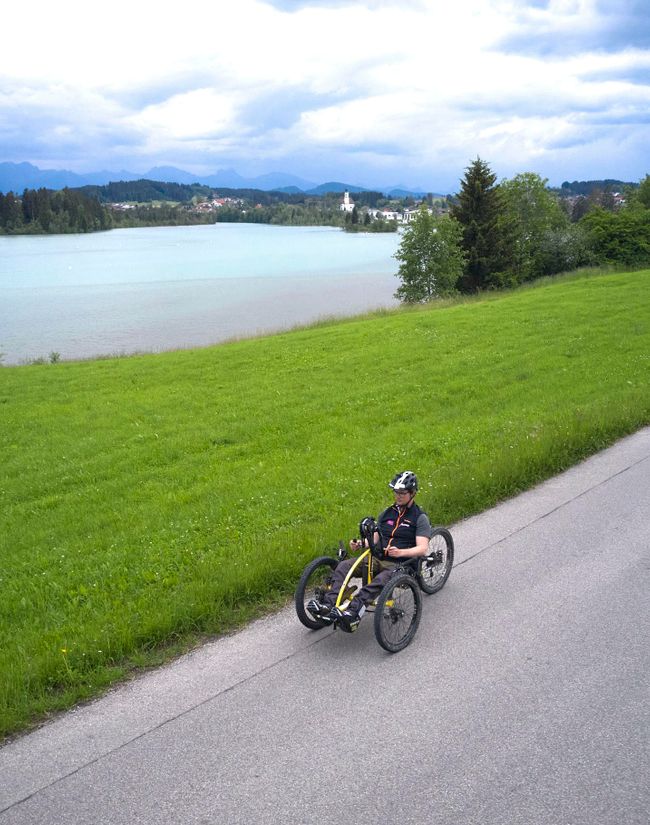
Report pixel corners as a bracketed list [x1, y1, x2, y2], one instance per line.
[295, 516, 454, 652]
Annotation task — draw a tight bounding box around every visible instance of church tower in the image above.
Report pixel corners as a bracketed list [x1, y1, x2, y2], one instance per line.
[340, 190, 355, 213]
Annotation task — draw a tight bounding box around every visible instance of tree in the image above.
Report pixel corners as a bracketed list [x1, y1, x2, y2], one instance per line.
[497, 172, 569, 283]
[580, 207, 650, 266]
[4, 190, 28, 231]
[571, 196, 590, 222]
[627, 174, 650, 209]
[0, 191, 23, 231]
[638, 175, 650, 208]
[394, 209, 466, 302]
[579, 174, 650, 266]
[587, 188, 605, 212]
[600, 191, 617, 212]
[22, 188, 37, 223]
[536, 225, 593, 276]
[450, 157, 503, 291]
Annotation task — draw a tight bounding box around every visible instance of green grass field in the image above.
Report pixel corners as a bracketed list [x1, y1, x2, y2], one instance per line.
[1, 268, 648, 738]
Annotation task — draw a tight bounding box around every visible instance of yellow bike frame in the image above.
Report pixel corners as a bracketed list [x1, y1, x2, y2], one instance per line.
[334, 547, 375, 609]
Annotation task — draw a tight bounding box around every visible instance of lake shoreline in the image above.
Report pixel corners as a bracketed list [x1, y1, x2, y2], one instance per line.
[0, 224, 401, 365]
[4, 300, 401, 368]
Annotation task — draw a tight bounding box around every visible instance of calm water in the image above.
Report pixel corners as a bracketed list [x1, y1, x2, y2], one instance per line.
[0, 224, 401, 364]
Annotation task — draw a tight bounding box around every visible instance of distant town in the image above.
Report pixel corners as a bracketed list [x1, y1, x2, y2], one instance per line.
[121, 189, 438, 224]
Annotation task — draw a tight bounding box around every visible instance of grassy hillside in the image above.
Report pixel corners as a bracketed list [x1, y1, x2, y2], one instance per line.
[1, 268, 648, 737]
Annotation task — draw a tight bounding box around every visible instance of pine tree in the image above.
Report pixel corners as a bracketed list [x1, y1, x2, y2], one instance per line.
[451, 157, 503, 291]
[1, 192, 23, 230]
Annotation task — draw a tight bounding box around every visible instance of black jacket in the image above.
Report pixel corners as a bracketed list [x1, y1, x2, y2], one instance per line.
[377, 502, 428, 551]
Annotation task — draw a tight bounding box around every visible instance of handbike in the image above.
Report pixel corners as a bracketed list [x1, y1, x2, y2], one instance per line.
[295, 517, 454, 653]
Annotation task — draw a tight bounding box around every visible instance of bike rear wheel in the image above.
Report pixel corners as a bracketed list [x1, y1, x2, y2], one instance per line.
[295, 556, 338, 629]
[374, 572, 422, 653]
[417, 527, 454, 595]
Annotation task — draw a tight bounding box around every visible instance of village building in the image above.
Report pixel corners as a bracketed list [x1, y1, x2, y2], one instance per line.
[402, 206, 434, 222]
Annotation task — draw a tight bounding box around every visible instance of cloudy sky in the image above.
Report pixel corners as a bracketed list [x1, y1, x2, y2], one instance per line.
[2, 0, 649, 191]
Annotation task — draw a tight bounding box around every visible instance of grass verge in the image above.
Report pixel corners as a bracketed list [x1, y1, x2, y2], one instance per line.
[1, 267, 648, 738]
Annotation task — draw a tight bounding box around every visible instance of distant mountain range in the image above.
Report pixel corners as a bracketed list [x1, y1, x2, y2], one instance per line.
[0, 162, 433, 198]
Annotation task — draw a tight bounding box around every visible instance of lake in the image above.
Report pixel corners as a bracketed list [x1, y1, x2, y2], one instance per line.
[0, 224, 402, 365]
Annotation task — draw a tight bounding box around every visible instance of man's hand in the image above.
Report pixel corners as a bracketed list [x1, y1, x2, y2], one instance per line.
[349, 538, 362, 551]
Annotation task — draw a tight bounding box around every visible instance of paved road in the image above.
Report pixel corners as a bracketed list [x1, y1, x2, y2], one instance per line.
[2, 428, 649, 825]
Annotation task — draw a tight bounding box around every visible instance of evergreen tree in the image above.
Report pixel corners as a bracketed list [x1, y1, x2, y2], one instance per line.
[450, 157, 503, 291]
[394, 209, 466, 302]
[1, 192, 23, 230]
[34, 187, 53, 231]
[22, 189, 37, 223]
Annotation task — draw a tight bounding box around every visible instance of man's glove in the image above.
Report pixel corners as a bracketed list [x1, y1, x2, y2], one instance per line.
[359, 517, 384, 559]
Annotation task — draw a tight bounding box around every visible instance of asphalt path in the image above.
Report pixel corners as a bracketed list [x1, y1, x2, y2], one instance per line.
[1, 428, 649, 825]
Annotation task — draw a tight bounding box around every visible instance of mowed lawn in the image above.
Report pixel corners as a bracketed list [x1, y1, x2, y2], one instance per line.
[1, 269, 648, 737]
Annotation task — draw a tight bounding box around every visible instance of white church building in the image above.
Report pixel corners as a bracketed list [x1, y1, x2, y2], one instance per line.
[339, 190, 355, 213]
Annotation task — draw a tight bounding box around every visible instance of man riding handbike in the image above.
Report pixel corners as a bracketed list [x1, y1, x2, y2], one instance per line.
[296, 470, 453, 652]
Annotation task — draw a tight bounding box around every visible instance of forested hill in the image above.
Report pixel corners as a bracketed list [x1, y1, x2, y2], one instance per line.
[78, 179, 212, 203]
[76, 179, 338, 205]
[559, 179, 636, 196]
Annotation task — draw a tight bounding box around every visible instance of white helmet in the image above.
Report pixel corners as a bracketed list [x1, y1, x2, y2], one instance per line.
[389, 471, 419, 493]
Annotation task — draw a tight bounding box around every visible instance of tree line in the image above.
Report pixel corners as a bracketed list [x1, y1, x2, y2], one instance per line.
[0, 184, 394, 234]
[0, 186, 343, 233]
[394, 158, 650, 302]
[0, 188, 113, 234]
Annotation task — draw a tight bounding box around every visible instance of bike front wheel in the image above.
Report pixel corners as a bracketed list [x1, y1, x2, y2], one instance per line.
[417, 527, 454, 595]
[374, 572, 422, 653]
[295, 556, 338, 629]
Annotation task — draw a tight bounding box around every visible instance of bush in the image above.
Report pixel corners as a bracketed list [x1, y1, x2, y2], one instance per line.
[581, 207, 650, 266]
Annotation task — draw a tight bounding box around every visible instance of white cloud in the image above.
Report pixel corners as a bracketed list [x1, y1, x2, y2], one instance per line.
[1, 0, 648, 187]
[130, 90, 238, 140]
